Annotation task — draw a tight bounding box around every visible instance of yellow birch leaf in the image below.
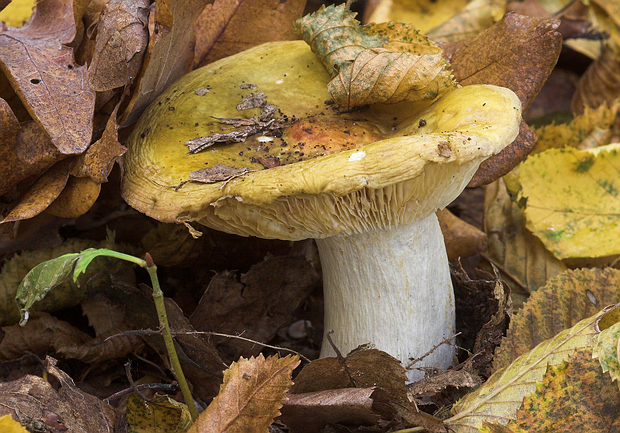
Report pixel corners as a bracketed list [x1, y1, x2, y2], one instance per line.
[0, 415, 28, 433]
[519, 143, 620, 259]
[367, 0, 468, 33]
[126, 394, 192, 433]
[593, 316, 620, 383]
[533, 101, 619, 154]
[493, 268, 620, 371]
[188, 354, 300, 433]
[445, 306, 618, 433]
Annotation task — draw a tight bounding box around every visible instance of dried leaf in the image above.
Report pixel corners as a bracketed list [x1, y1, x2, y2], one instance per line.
[493, 268, 620, 372]
[483, 179, 566, 307]
[126, 394, 192, 433]
[445, 306, 619, 433]
[0, 0, 95, 154]
[194, 0, 306, 68]
[437, 208, 487, 261]
[427, 0, 505, 44]
[518, 144, 620, 259]
[119, 0, 211, 125]
[280, 388, 392, 433]
[188, 354, 300, 433]
[295, 4, 456, 108]
[189, 255, 319, 361]
[486, 350, 620, 433]
[443, 14, 562, 185]
[189, 164, 249, 184]
[87, 0, 150, 91]
[572, 41, 620, 115]
[1, 158, 73, 225]
[70, 104, 127, 183]
[44, 176, 101, 218]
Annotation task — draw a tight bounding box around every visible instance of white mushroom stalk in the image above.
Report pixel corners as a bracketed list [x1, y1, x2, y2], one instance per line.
[317, 214, 453, 381]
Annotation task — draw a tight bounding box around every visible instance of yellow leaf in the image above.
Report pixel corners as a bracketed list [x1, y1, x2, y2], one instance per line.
[518, 143, 620, 259]
[445, 306, 618, 433]
[368, 0, 468, 33]
[0, 415, 28, 433]
[188, 354, 300, 433]
[0, 0, 35, 27]
[593, 313, 620, 383]
[126, 394, 192, 433]
[493, 268, 620, 371]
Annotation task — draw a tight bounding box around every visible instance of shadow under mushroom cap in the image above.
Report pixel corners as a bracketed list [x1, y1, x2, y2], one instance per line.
[122, 40, 521, 240]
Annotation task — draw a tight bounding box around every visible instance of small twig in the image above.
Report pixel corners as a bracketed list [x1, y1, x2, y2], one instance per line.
[326, 330, 357, 387]
[405, 333, 460, 371]
[100, 329, 311, 363]
[125, 361, 151, 403]
[104, 382, 178, 404]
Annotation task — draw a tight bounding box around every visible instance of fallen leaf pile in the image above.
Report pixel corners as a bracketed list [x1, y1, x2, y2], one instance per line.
[1, 0, 620, 431]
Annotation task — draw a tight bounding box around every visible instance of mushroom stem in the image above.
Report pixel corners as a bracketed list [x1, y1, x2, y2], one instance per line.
[316, 212, 454, 381]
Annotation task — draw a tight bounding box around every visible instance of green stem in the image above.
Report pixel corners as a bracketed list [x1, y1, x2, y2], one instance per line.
[145, 253, 199, 421]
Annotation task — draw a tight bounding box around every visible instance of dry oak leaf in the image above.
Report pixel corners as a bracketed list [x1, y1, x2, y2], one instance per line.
[441, 13, 562, 186]
[194, 0, 307, 68]
[493, 267, 620, 372]
[119, 0, 212, 125]
[294, 4, 456, 108]
[87, 0, 150, 91]
[0, 0, 95, 154]
[445, 305, 619, 433]
[482, 349, 620, 433]
[187, 354, 300, 433]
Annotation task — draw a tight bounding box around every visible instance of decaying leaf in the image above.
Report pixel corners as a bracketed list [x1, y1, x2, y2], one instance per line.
[126, 393, 192, 433]
[493, 267, 620, 371]
[484, 350, 620, 433]
[189, 255, 319, 361]
[426, 0, 505, 44]
[445, 305, 620, 433]
[437, 208, 487, 261]
[87, 0, 150, 91]
[442, 13, 562, 186]
[483, 179, 567, 307]
[44, 176, 101, 218]
[294, 4, 456, 108]
[119, 0, 211, 125]
[593, 316, 620, 383]
[0, 0, 95, 154]
[194, 0, 306, 68]
[518, 144, 620, 259]
[188, 354, 300, 433]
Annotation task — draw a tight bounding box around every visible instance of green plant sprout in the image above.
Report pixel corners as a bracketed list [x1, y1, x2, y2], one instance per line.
[16, 248, 199, 421]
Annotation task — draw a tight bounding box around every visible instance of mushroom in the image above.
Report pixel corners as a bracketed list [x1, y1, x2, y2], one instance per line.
[122, 41, 521, 380]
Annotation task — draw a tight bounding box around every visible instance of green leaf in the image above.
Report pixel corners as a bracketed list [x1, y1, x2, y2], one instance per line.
[15, 253, 81, 325]
[72, 248, 144, 281]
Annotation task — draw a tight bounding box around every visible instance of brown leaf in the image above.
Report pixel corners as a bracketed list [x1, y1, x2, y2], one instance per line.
[442, 13, 562, 186]
[437, 208, 487, 261]
[194, 0, 306, 68]
[392, 401, 449, 433]
[0, 356, 115, 433]
[188, 354, 300, 433]
[1, 158, 73, 224]
[279, 387, 388, 433]
[0, 0, 96, 154]
[572, 41, 620, 115]
[45, 176, 101, 218]
[88, 0, 150, 91]
[70, 104, 127, 183]
[493, 268, 620, 372]
[290, 348, 409, 404]
[0, 118, 64, 197]
[119, 0, 211, 125]
[190, 255, 319, 361]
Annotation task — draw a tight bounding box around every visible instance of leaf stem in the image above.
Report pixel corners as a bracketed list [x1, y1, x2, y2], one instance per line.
[144, 252, 199, 421]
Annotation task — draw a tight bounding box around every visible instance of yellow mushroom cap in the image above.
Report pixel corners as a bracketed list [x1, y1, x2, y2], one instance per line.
[122, 41, 521, 240]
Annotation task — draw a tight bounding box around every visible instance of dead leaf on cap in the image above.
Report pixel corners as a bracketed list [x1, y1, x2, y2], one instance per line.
[1, 158, 74, 225]
[87, 0, 150, 91]
[189, 164, 249, 184]
[0, 0, 96, 154]
[442, 13, 562, 186]
[194, 0, 307, 68]
[119, 0, 211, 125]
[70, 104, 127, 183]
